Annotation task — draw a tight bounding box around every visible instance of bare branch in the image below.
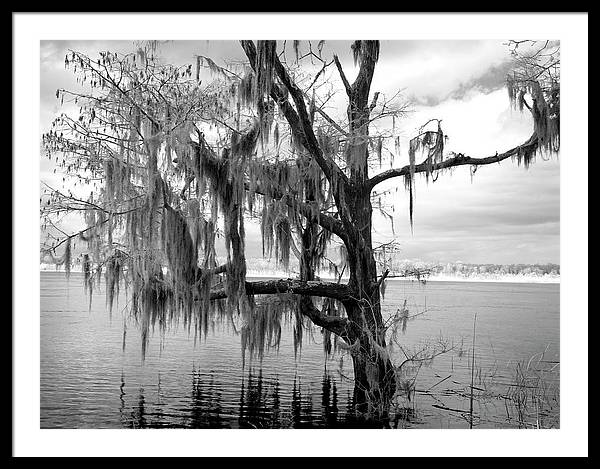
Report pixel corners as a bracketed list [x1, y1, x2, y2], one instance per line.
[333, 54, 352, 96]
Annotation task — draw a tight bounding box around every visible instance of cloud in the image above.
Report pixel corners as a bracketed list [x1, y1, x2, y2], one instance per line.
[370, 40, 513, 107]
[446, 59, 516, 102]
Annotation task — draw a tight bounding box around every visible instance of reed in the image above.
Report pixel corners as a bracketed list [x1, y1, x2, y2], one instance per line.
[469, 313, 477, 429]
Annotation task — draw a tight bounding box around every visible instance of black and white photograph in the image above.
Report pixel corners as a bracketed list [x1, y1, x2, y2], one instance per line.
[13, 12, 587, 458]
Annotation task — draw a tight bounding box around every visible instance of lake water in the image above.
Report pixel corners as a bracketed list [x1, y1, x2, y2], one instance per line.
[40, 271, 560, 429]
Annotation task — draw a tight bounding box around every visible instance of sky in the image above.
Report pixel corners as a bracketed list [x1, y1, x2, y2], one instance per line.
[39, 39, 560, 265]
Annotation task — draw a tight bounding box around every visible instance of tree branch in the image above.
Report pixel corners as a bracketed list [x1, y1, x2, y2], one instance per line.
[367, 133, 539, 190]
[208, 278, 353, 303]
[194, 263, 229, 286]
[301, 92, 349, 137]
[333, 54, 352, 96]
[207, 279, 350, 335]
[247, 182, 347, 242]
[299, 299, 349, 337]
[240, 40, 348, 188]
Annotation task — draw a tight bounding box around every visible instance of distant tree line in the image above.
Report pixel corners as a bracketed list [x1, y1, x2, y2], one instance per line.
[390, 260, 560, 278]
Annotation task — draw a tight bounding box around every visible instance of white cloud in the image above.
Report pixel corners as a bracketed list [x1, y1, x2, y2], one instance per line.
[372, 40, 511, 105]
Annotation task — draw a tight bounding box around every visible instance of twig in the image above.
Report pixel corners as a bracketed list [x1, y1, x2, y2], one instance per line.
[432, 404, 466, 414]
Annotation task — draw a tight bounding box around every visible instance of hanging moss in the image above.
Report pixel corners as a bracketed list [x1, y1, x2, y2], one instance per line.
[105, 249, 131, 315]
[507, 76, 560, 166]
[404, 121, 446, 227]
[237, 68, 255, 108]
[240, 295, 298, 366]
[273, 122, 280, 148]
[44, 238, 72, 278]
[321, 297, 341, 358]
[82, 253, 93, 311]
[274, 217, 291, 270]
[404, 173, 414, 231]
[376, 136, 383, 168]
[161, 205, 197, 289]
[230, 120, 259, 169]
[254, 40, 277, 101]
[293, 305, 304, 361]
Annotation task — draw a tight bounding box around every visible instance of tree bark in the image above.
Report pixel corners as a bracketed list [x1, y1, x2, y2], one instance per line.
[339, 42, 396, 421]
[208, 278, 352, 302]
[341, 188, 396, 421]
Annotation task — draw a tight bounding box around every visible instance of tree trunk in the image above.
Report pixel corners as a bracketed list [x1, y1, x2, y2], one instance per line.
[337, 42, 395, 422]
[342, 188, 396, 423]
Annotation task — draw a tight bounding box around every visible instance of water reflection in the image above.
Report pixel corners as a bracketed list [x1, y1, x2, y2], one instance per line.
[117, 367, 388, 428]
[237, 369, 386, 428]
[321, 374, 339, 427]
[119, 376, 149, 429]
[239, 369, 281, 428]
[131, 388, 147, 428]
[189, 370, 228, 428]
[119, 373, 169, 428]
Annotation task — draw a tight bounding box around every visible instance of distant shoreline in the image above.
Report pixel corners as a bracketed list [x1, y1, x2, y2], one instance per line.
[40, 267, 560, 285]
[243, 274, 560, 284]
